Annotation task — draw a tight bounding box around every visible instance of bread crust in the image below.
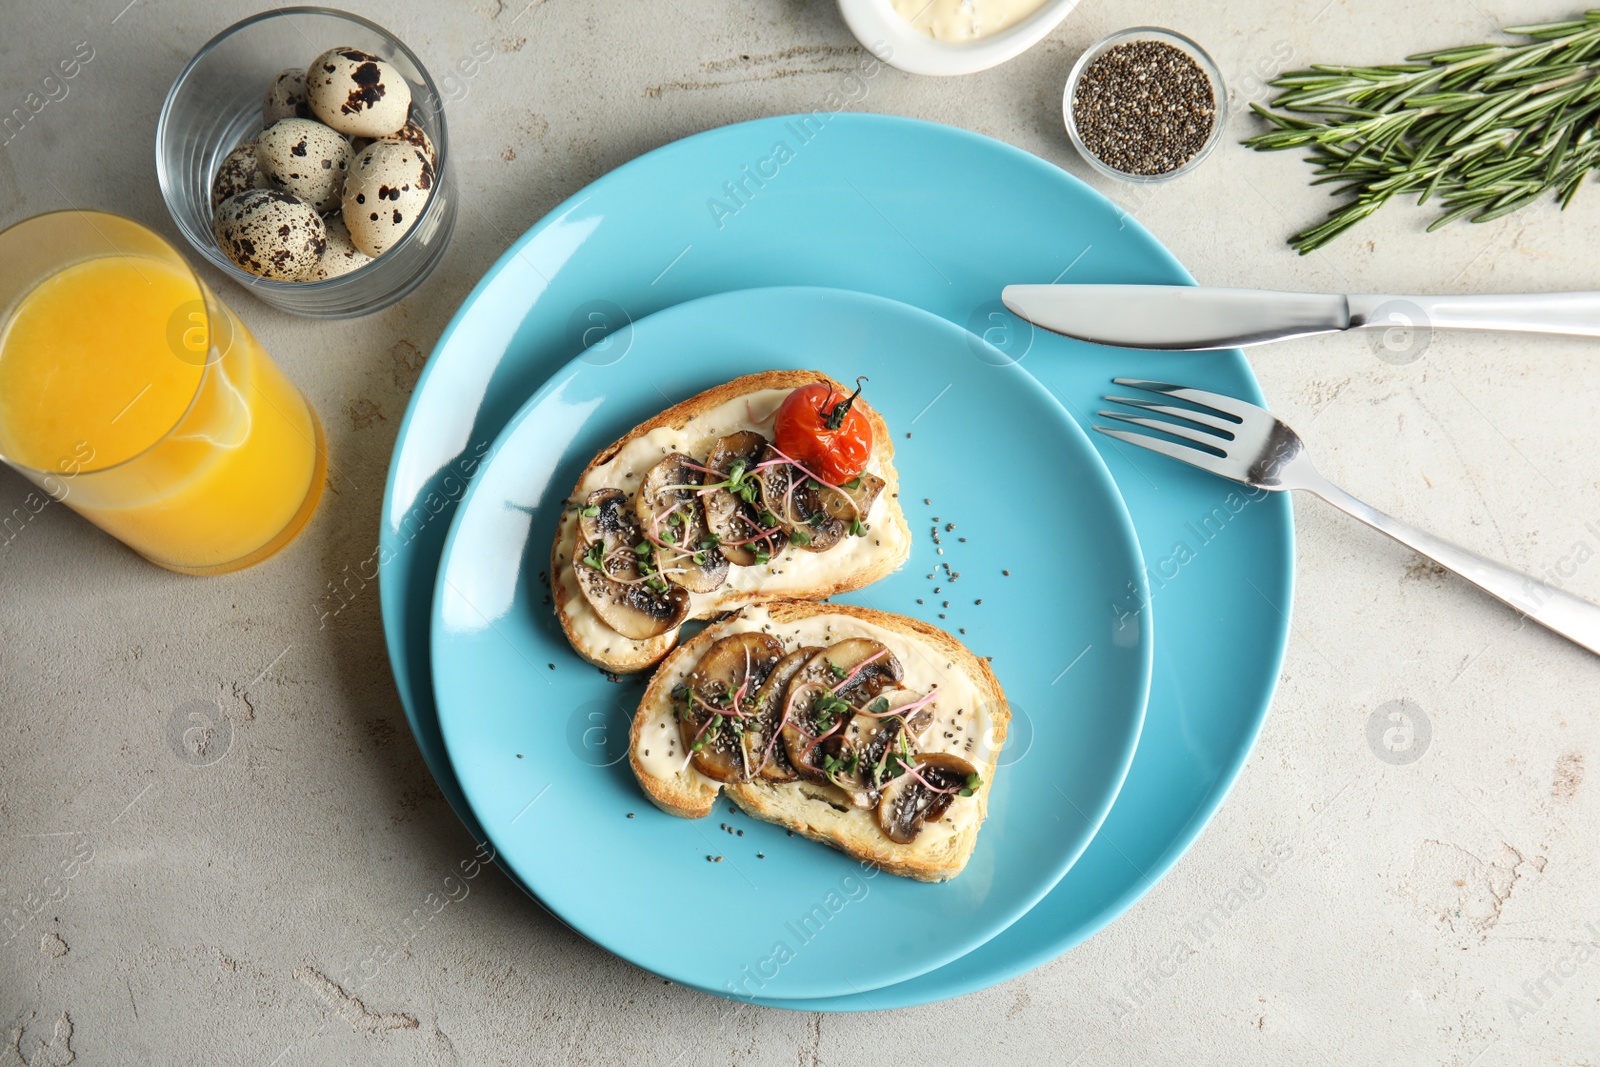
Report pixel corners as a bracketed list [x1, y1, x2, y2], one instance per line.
[550, 371, 910, 673]
[629, 601, 1009, 882]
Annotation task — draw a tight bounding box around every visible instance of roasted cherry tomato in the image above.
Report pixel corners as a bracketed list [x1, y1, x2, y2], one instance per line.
[772, 378, 873, 485]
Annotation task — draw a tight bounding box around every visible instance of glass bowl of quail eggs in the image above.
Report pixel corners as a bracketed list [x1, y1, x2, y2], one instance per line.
[157, 8, 456, 317]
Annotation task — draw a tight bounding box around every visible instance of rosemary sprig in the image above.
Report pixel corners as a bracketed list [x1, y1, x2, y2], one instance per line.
[1243, 11, 1600, 253]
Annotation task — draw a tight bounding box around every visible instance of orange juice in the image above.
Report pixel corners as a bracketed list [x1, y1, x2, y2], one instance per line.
[0, 248, 324, 573]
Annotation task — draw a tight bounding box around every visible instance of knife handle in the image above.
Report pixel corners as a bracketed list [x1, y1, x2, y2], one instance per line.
[1348, 292, 1600, 339]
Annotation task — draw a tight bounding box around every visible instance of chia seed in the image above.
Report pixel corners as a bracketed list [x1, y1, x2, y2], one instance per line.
[1072, 39, 1216, 176]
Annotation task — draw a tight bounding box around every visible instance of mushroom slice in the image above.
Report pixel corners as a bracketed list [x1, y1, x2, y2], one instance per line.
[753, 445, 845, 552]
[635, 452, 730, 593]
[703, 431, 783, 567]
[815, 471, 887, 527]
[826, 690, 937, 808]
[778, 680, 853, 782]
[577, 487, 635, 547]
[571, 489, 690, 641]
[746, 645, 819, 782]
[876, 752, 981, 845]
[791, 638, 904, 704]
[754, 445, 801, 535]
[674, 632, 784, 782]
[779, 640, 904, 782]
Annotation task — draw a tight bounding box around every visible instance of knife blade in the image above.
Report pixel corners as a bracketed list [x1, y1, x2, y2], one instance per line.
[1000, 284, 1600, 350]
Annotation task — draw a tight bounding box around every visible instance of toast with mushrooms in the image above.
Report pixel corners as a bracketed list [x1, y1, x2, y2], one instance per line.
[629, 601, 1008, 882]
[552, 372, 911, 674]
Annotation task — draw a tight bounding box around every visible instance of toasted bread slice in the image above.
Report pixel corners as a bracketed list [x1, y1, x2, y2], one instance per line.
[551, 372, 911, 673]
[630, 601, 1008, 882]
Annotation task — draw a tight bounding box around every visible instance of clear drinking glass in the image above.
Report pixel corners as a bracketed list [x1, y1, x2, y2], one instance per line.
[0, 210, 327, 574]
[156, 7, 456, 318]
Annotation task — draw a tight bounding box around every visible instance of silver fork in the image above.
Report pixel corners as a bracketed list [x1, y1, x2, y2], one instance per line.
[1097, 379, 1600, 658]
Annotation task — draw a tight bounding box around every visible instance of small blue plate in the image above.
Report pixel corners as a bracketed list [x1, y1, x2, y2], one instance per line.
[382, 113, 1294, 1010]
[430, 287, 1152, 1001]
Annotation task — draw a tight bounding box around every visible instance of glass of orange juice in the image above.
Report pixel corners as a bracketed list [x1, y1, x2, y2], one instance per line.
[0, 210, 326, 574]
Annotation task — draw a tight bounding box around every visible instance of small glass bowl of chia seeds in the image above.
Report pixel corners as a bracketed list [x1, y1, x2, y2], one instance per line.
[1063, 27, 1227, 184]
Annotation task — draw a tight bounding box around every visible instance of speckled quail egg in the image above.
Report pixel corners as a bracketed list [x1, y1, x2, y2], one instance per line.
[262, 68, 311, 125]
[306, 46, 411, 139]
[255, 118, 352, 214]
[210, 140, 268, 209]
[213, 189, 327, 281]
[312, 216, 373, 280]
[379, 119, 435, 165]
[342, 140, 434, 258]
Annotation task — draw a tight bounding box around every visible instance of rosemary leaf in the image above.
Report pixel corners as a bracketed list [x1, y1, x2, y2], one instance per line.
[1244, 11, 1600, 252]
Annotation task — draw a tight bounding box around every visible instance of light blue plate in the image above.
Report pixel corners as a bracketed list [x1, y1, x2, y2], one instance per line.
[430, 287, 1151, 1001]
[379, 113, 1294, 1010]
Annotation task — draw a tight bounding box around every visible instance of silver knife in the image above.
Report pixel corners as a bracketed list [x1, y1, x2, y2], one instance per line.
[1000, 284, 1600, 350]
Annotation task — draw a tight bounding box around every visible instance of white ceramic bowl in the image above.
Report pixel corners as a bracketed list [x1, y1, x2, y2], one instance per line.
[837, 0, 1083, 76]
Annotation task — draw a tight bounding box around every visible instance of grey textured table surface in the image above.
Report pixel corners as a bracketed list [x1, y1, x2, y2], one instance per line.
[4, 0, 1599, 1063]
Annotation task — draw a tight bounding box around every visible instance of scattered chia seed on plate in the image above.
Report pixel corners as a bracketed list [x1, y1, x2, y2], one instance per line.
[1072, 39, 1216, 176]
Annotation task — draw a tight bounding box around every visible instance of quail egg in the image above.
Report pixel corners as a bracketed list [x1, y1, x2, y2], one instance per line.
[342, 140, 434, 258]
[379, 119, 436, 165]
[306, 46, 411, 139]
[312, 217, 373, 280]
[210, 140, 267, 209]
[255, 118, 352, 214]
[262, 69, 311, 125]
[213, 189, 327, 281]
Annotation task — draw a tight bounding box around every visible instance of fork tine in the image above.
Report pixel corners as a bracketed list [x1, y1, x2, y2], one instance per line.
[1096, 410, 1229, 454]
[1094, 426, 1243, 482]
[1111, 378, 1260, 422]
[1103, 395, 1239, 436]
